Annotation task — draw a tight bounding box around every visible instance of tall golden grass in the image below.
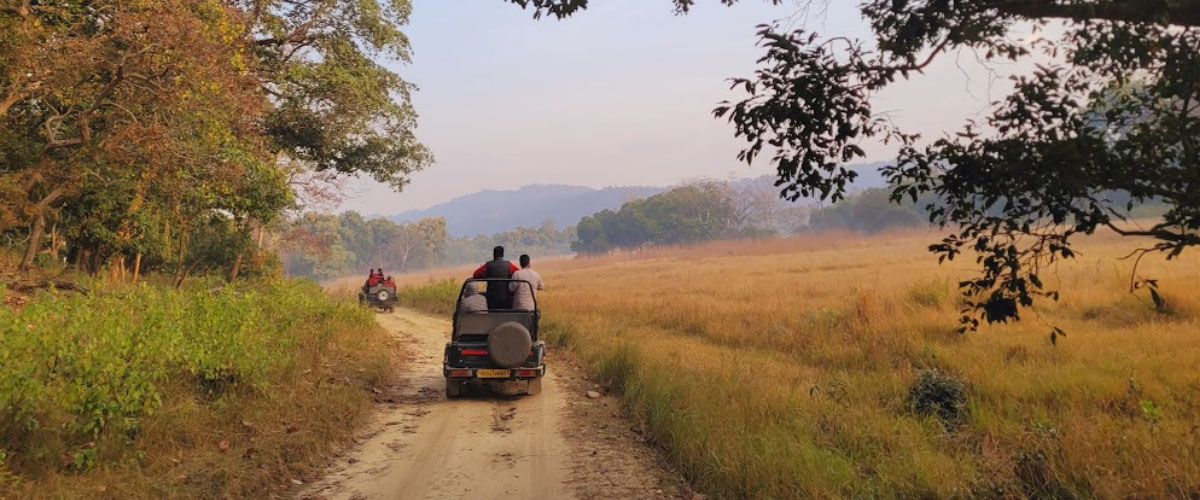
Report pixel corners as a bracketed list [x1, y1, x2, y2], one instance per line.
[524, 230, 1200, 499]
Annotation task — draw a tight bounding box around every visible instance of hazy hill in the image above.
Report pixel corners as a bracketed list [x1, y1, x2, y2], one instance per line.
[385, 164, 890, 237]
[387, 184, 667, 237]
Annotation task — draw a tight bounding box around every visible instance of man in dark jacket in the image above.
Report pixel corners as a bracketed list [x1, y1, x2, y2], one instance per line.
[472, 246, 519, 309]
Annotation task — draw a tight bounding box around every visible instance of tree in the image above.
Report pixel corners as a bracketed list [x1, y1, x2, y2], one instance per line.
[1, 0, 286, 275]
[417, 217, 448, 267]
[809, 188, 926, 234]
[2, 0, 428, 279]
[572, 182, 738, 253]
[510, 0, 1200, 331]
[383, 222, 429, 273]
[241, 0, 432, 190]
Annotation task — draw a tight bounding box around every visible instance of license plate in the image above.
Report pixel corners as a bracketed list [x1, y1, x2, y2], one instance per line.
[477, 369, 511, 379]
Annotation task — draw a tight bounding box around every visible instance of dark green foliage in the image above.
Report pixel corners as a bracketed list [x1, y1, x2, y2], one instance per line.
[503, 0, 780, 18]
[572, 181, 741, 253]
[907, 369, 968, 423]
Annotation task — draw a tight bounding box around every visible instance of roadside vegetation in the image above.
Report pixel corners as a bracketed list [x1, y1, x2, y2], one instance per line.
[3, 1, 423, 494]
[400, 231, 1200, 499]
[0, 276, 391, 499]
[394, 278, 459, 316]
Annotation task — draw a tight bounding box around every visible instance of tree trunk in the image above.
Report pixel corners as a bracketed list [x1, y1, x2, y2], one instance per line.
[173, 228, 188, 285]
[19, 214, 46, 271]
[228, 252, 243, 282]
[48, 223, 58, 260]
[19, 186, 66, 271]
[132, 253, 142, 282]
[174, 261, 200, 289]
[109, 255, 126, 282]
[75, 248, 89, 272]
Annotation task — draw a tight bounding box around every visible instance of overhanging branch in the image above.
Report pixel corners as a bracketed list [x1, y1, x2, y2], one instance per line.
[993, 0, 1200, 27]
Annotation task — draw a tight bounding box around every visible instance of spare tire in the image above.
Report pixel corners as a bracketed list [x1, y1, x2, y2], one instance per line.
[376, 289, 391, 302]
[487, 321, 532, 368]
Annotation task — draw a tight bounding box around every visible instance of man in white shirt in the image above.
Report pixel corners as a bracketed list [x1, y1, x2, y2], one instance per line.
[509, 254, 544, 311]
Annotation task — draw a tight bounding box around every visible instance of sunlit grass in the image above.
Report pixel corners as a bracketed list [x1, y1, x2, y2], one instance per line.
[527, 231, 1200, 499]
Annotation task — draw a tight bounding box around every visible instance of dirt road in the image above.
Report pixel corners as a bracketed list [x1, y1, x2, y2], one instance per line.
[304, 309, 685, 500]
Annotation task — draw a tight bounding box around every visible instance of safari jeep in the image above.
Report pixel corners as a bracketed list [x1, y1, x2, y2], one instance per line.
[359, 283, 398, 313]
[443, 278, 545, 397]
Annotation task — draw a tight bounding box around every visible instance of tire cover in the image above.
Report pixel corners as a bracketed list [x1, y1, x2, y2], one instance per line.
[487, 321, 532, 368]
[376, 290, 391, 301]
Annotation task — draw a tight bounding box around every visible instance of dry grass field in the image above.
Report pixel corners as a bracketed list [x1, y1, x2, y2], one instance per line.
[480, 230, 1200, 499]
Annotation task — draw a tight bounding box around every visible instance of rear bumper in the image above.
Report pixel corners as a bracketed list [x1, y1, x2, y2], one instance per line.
[443, 364, 546, 380]
[358, 294, 398, 306]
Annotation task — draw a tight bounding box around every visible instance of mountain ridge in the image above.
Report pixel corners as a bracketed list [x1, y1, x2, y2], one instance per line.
[382, 163, 891, 237]
[385, 183, 669, 237]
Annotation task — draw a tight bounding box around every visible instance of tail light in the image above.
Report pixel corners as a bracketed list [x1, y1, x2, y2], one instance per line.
[461, 349, 488, 356]
[448, 369, 471, 378]
[516, 369, 539, 377]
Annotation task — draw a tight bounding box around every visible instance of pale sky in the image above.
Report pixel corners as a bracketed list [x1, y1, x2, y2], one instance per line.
[338, 0, 1037, 215]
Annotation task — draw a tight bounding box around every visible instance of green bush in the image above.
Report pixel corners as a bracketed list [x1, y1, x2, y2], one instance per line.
[0, 278, 374, 472]
[907, 369, 969, 424]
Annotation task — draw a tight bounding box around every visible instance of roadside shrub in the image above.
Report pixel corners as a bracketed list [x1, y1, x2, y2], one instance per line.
[907, 369, 968, 423]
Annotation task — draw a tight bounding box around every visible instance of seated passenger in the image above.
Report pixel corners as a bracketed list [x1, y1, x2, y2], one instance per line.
[363, 268, 378, 291]
[459, 284, 488, 313]
[383, 275, 397, 288]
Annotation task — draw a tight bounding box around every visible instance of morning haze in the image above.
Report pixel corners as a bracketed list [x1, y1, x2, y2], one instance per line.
[342, 0, 1028, 215]
[6, 1, 1196, 498]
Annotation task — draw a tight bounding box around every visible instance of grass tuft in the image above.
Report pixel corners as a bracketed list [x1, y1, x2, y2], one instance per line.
[907, 369, 968, 424]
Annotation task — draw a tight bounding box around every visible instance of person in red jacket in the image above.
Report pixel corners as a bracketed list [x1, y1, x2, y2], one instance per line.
[472, 246, 519, 309]
[472, 247, 519, 279]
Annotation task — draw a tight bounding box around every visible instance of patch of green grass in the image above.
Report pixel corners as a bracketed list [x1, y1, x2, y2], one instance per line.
[0, 278, 391, 498]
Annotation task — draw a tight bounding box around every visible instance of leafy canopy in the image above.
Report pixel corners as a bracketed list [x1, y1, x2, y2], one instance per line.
[242, 0, 432, 190]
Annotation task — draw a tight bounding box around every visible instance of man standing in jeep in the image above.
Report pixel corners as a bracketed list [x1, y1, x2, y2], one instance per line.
[510, 254, 544, 311]
[472, 246, 519, 309]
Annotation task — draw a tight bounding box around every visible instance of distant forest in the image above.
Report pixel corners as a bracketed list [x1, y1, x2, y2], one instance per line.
[279, 212, 573, 279]
[280, 180, 1171, 278]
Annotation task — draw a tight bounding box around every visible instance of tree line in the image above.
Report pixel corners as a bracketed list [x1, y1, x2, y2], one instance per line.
[572, 179, 807, 254]
[278, 212, 574, 280]
[1, 0, 429, 284]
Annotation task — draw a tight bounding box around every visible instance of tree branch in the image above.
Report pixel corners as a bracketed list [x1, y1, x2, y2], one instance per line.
[993, 0, 1200, 27]
[863, 36, 953, 74]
